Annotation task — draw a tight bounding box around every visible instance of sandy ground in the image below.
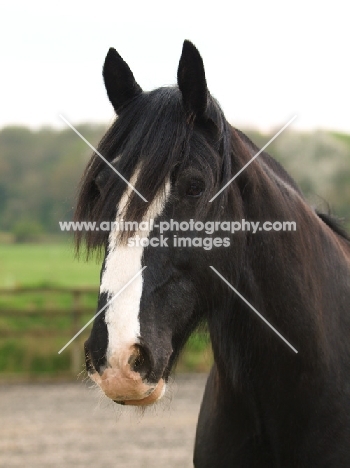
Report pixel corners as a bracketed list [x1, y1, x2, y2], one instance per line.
[0, 374, 207, 468]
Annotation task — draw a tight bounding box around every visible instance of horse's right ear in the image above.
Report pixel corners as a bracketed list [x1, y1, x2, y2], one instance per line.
[103, 48, 142, 114]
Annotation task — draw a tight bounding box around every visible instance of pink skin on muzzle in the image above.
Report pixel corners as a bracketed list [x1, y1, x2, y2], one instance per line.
[88, 347, 165, 406]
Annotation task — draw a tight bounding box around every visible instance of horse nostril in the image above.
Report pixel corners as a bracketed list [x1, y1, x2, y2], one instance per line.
[128, 345, 151, 379]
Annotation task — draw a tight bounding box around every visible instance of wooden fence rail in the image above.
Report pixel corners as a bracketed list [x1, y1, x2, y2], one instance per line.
[0, 287, 98, 373]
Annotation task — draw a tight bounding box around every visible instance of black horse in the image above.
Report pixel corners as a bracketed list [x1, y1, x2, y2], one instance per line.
[78, 41, 350, 467]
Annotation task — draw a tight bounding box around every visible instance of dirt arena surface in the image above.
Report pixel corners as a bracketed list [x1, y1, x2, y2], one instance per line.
[0, 374, 207, 468]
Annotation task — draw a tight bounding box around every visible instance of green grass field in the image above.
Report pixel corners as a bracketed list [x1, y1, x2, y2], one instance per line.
[0, 242, 212, 378]
[0, 243, 100, 288]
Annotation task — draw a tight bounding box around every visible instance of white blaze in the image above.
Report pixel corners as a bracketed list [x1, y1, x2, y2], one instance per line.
[100, 170, 170, 366]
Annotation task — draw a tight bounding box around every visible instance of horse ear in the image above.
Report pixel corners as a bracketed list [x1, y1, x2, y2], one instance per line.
[177, 40, 208, 117]
[103, 48, 142, 113]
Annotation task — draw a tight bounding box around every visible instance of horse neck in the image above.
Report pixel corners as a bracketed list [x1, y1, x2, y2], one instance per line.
[210, 135, 350, 393]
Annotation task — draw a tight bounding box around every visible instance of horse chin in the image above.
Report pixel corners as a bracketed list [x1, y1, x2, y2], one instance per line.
[88, 367, 166, 406]
[115, 379, 166, 406]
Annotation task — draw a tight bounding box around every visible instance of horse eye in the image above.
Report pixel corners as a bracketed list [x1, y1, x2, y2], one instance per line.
[95, 170, 109, 192]
[186, 180, 204, 198]
[95, 173, 105, 192]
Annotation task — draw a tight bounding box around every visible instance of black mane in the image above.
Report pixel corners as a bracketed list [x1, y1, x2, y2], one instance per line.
[237, 128, 350, 242]
[316, 211, 350, 241]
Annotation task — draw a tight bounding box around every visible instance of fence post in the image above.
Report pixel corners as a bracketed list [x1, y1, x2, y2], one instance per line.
[71, 290, 82, 374]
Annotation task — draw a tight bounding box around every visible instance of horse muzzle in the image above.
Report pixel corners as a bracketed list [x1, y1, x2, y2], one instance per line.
[84, 341, 168, 406]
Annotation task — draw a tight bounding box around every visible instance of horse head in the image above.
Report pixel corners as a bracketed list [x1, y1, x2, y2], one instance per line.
[79, 41, 246, 405]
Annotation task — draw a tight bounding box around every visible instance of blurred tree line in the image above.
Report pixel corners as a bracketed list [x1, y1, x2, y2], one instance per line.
[0, 124, 349, 242]
[0, 124, 106, 241]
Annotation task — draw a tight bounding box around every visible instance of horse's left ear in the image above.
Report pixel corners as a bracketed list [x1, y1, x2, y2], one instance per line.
[177, 40, 208, 118]
[103, 48, 142, 113]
